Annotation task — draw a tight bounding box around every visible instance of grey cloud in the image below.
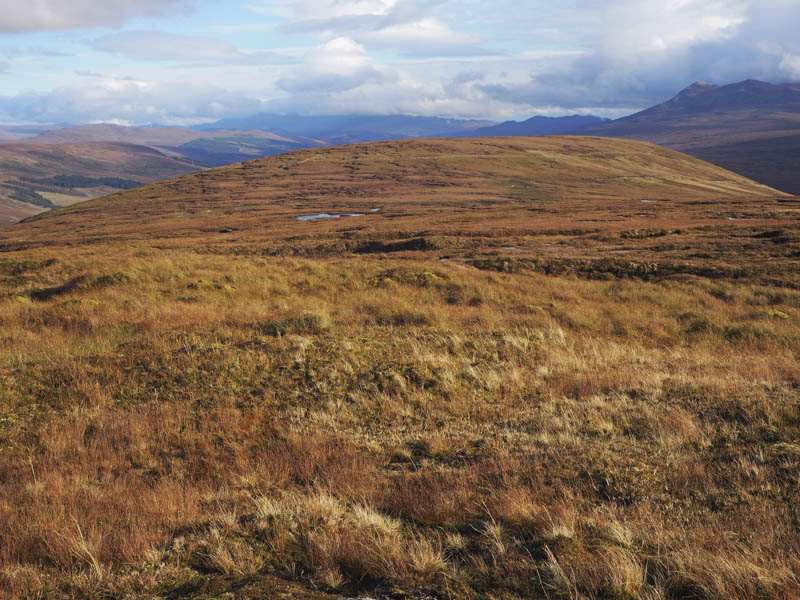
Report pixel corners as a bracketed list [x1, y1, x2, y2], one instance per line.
[459, 0, 800, 113]
[279, 13, 387, 35]
[278, 71, 386, 93]
[1, 46, 71, 58]
[280, 0, 431, 35]
[0, 0, 194, 33]
[75, 69, 104, 77]
[5, 0, 800, 125]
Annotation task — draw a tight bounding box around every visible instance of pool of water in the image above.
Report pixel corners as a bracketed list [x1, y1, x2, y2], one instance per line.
[296, 213, 365, 221]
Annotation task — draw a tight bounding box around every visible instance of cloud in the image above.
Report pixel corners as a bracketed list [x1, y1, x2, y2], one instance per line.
[4, 0, 800, 124]
[90, 31, 288, 65]
[74, 69, 104, 77]
[292, 0, 398, 20]
[278, 36, 393, 93]
[1, 46, 71, 59]
[441, 0, 800, 113]
[264, 0, 800, 119]
[267, 72, 524, 119]
[278, 0, 491, 57]
[780, 54, 800, 79]
[356, 18, 488, 56]
[0, 79, 264, 125]
[0, 0, 194, 33]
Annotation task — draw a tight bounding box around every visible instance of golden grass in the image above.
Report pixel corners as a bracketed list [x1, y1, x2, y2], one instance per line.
[0, 137, 798, 598]
[0, 249, 797, 599]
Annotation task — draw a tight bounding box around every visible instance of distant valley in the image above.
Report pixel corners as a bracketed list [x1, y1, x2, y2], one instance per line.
[2, 80, 799, 225]
[0, 142, 198, 225]
[0, 114, 606, 223]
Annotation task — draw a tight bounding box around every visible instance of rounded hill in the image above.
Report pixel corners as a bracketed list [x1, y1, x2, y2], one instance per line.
[2, 135, 786, 253]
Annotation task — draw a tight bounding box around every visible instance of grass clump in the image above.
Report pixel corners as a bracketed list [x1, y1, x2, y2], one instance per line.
[620, 228, 668, 239]
[261, 310, 332, 335]
[371, 266, 448, 288]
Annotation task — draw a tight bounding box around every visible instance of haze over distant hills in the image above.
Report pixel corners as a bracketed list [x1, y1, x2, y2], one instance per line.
[584, 79, 800, 193]
[3, 78, 799, 225]
[30, 124, 296, 147]
[0, 114, 611, 223]
[18, 113, 614, 166]
[0, 125, 52, 142]
[195, 114, 495, 142]
[454, 115, 608, 137]
[25, 124, 321, 167]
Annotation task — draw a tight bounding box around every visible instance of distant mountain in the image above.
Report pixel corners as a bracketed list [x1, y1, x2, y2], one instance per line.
[195, 112, 613, 146]
[0, 142, 198, 225]
[12, 114, 611, 172]
[0, 125, 52, 142]
[171, 135, 322, 167]
[29, 124, 207, 146]
[196, 113, 495, 141]
[456, 115, 609, 137]
[584, 79, 800, 193]
[24, 123, 325, 167]
[29, 124, 298, 147]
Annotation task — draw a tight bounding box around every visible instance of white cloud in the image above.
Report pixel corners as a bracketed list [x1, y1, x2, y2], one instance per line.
[278, 36, 394, 93]
[3, 0, 800, 124]
[356, 17, 487, 55]
[0, 0, 193, 32]
[450, 0, 800, 113]
[780, 54, 800, 79]
[0, 79, 264, 125]
[602, 0, 746, 57]
[293, 0, 397, 20]
[278, 0, 489, 57]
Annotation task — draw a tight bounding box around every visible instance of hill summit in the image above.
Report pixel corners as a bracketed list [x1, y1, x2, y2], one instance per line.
[4, 136, 785, 258]
[584, 79, 800, 193]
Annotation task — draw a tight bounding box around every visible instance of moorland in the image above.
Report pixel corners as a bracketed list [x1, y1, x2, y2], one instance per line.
[586, 80, 800, 194]
[0, 142, 198, 226]
[9, 78, 799, 229]
[0, 136, 798, 599]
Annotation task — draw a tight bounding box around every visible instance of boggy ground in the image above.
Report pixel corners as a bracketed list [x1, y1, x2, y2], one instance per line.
[0, 137, 799, 599]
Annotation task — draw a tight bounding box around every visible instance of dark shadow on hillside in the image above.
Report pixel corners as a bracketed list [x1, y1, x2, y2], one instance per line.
[30, 276, 89, 301]
[355, 237, 443, 254]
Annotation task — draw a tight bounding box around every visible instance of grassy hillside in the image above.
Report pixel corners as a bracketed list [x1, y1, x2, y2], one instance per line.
[0, 137, 798, 599]
[7, 136, 783, 248]
[584, 80, 800, 194]
[0, 142, 199, 225]
[27, 125, 323, 168]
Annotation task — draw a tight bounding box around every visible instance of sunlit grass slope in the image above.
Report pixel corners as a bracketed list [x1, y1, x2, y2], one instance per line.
[7, 136, 785, 246]
[0, 142, 198, 225]
[0, 137, 798, 599]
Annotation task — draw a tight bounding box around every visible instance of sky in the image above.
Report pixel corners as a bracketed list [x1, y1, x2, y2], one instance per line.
[0, 0, 798, 125]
